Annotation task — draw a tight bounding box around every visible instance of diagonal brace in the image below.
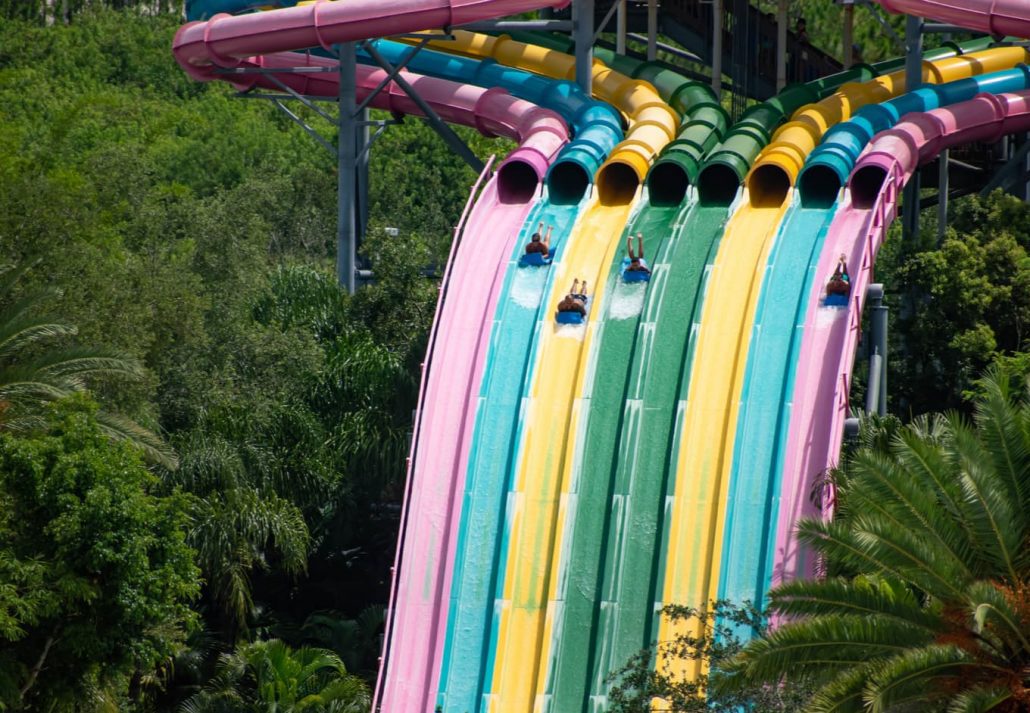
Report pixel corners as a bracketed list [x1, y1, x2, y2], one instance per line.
[270, 98, 337, 156]
[979, 138, 1030, 197]
[264, 71, 339, 124]
[355, 37, 433, 116]
[361, 41, 485, 173]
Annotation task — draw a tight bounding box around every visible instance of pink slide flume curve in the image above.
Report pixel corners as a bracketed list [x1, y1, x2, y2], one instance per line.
[876, 0, 1030, 39]
[775, 90, 1030, 588]
[180, 46, 570, 711]
[173, 0, 570, 80]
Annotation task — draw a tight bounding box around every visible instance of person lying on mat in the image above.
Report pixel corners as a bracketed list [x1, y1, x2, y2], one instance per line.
[557, 278, 588, 316]
[626, 232, 651, 273]
[826, 254, 850, 296]
[525, 221, 552, 259]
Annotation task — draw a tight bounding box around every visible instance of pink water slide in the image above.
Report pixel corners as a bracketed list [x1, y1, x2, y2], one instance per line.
[173, 0, 569, 79]
[775, 90, 1030, 586]
[174, 18, 570, 709]
[876, 0, 1030, 38]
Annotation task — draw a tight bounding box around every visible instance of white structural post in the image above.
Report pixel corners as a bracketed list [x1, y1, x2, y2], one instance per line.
[776, 0, 787, 91]
[712, 0, 723, 97]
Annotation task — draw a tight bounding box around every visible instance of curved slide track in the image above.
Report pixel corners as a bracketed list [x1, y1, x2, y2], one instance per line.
[172, 0, 1030, 710]
[720, 51, 1030, 621]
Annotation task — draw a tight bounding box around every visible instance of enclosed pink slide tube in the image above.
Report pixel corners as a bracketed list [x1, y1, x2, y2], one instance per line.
[876, 0, 1030, 39]
[173, 0, 569, 79]
[774, 90, 1030, 589]
[182, 50, 568, 201]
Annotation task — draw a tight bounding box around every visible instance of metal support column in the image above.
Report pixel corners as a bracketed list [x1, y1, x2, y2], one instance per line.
[843, 1, 854, 68]
[574, 0, 594, 95]
[776, 0, 787, 91]
[712, 0, 723, 98]
[647, 0, 658, 61]
[616, 0, 627, 55]
[338, 42, 358, 293]
[357, 107, 370, 245]
[902, 15, 923, 240]
[867, 284, 888, 416]
[937, 149, 949, 241]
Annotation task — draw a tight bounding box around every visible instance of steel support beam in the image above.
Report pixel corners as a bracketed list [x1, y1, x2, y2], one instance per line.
[593, 0, 621, 41]
[978, 133, 1030, 197]
[647, 0, 658, 61]
[867, 284, 888, 416]
[574, 0, 594, 95]
[338, 42, 358, 293]
[616, 0, 627, 54]
[363, 41, 484, 173]
[712, 0, 723, 98]
[937, 148, 949, 241]
[923, 22, 973, 33]
[354, 37, 431, 115]
[902, 15, 923, 240]
[776, 0, 787, 91]
[628, 34, 702, 62]
[843, 2, 854, 68]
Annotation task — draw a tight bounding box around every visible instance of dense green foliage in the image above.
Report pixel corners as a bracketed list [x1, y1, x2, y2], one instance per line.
[0, 6, 505, 709]
[181, 639, 369, 712]
[0, 397, 200, 710]
[875, 191, 1030, 415]
[717, 369, 1030, 711]
[605, 602, 814, 712]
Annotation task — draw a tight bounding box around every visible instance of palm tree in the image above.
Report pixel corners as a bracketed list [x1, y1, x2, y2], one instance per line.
[0, 264, 177, 468]
[180, 639, 370, 713]
[715, 368, 1030, 711]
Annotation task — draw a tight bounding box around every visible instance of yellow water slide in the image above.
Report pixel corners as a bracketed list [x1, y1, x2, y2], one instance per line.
[413, 31, 681, 711]
[657, 45, 1029, 683]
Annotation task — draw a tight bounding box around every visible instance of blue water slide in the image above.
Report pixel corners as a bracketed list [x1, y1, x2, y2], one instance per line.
[360, 40, 624, 201]
[717, 64, 1030, 629]
[799, 64, 1030, 206]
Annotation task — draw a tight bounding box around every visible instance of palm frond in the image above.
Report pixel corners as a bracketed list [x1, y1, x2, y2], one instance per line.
[768, 576, 943, 634]
[0, 313, 77, 362]
[970, 367, 1030, 512]
[946, 686, 1012, 713]
[864, 644, 976, 713]
[803, 667, 871, 713]
[95, 410, 178, 470]
[948, 417, 1023, 582]
[718, 615, 928, 685]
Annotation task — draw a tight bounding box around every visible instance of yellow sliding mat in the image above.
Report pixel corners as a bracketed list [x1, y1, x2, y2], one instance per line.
[657, 43, 1030, 685]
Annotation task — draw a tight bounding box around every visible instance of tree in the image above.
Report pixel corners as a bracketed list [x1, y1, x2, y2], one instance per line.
[180, 639, 369, 713]
[605, 601, 813, 712]
[877, 191, 1030, 415]
[0, 396, 200, 710]
[715, 367, 1030, 711]
[0, 263, 177, 467]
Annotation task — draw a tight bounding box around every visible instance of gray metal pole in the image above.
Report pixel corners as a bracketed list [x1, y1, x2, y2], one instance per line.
[902, 15, 923, 241]
[868, 283, 888, 416]
[616, 0, 627, 55]
[776, 0, 787, 91]
[574, 0, 594, 95]
[712, 0, 723, 98]
[338, 42, 357, 293]
[357, 106, 370, 247]
[647, 0, 657, 61]
[937, 149, 949, 241]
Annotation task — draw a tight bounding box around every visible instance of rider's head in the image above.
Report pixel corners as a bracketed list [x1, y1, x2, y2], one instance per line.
[531, 232, 542, 242]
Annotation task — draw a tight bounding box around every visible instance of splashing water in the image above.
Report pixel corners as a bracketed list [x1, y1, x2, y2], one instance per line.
[608, 281, 647, 320]
[512, 266, 549, 309]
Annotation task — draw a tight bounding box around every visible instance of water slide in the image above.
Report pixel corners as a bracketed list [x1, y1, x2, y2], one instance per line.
[720, 48, 1028, 618]
[173, 0, 1030, 710]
